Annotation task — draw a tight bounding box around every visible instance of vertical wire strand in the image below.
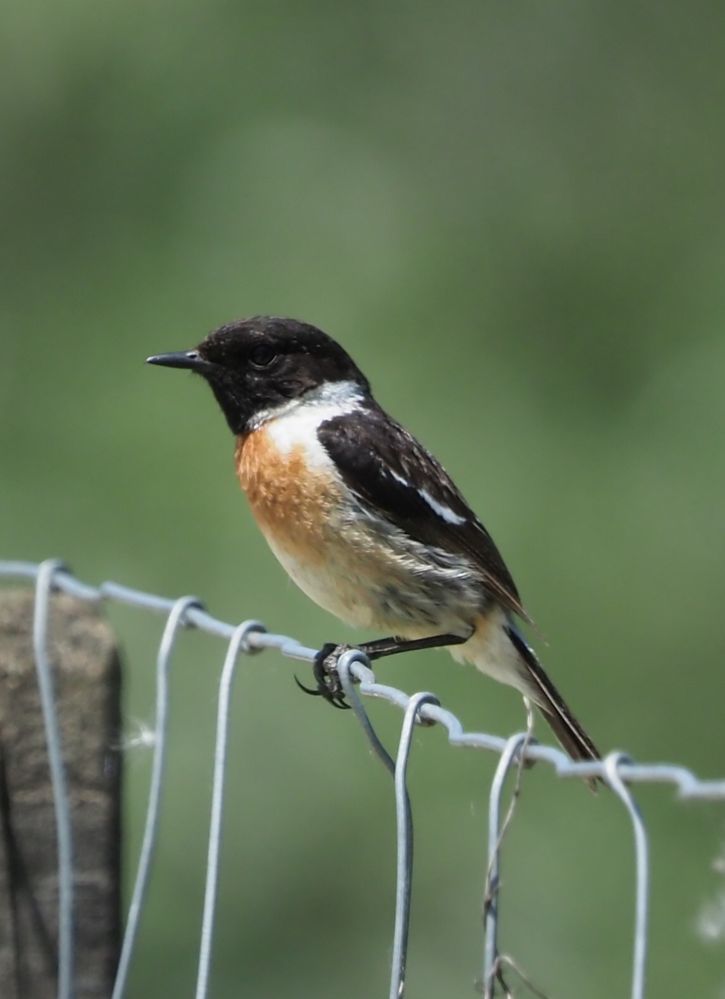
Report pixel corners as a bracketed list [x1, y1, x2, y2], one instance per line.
[337, 651, 396, 778]
[389, 692, 439, 999]
[111, 595, 202, 999]
[482, 732, 530, 999]
[32, 559, 75, 999]
[194, 620, 266, 999]
[603, 753, 650, 999]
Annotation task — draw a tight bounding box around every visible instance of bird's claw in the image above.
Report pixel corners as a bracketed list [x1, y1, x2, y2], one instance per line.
[295, 642, 352, 709]
[293, 674, 321, 697]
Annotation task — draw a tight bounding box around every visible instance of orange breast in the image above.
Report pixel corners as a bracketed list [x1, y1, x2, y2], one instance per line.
[235, 428, 341, 566]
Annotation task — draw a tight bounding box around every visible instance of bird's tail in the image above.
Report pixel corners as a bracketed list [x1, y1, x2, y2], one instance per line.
[505, 625, 600, 779]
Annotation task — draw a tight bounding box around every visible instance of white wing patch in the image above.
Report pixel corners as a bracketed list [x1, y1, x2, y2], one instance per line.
[418, 487, 467, 526]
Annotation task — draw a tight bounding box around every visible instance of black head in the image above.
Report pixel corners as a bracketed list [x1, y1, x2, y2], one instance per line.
[147, 316, 370, 433]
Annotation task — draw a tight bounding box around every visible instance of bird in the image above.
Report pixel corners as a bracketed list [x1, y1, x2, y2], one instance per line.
[147, 315, 600, 767]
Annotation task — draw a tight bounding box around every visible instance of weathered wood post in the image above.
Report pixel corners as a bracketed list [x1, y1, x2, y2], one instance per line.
[0, 590, 122, 999]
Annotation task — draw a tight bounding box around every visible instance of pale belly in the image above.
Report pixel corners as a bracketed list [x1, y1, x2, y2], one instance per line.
[268, 522, 529, 696]
[262, 526, 394, 630]
[258, 504, 484, 636]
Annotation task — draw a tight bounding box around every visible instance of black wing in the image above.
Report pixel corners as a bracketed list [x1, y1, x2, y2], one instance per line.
[318, 405, 530, 622]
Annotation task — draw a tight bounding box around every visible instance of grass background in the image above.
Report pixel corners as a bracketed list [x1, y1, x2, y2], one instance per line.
[3, 2, 725, 996]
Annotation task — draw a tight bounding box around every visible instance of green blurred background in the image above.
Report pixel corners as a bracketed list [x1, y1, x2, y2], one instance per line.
[3, 1, 725, 996]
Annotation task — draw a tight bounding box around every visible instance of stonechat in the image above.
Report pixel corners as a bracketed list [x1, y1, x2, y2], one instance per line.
[148, 316, 599, 765]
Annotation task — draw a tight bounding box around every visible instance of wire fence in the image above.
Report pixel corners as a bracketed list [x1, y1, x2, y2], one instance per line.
[2, 558, 725, 999]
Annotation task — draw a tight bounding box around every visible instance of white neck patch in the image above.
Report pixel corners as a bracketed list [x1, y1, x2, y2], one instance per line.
[250, 379, 364, 431]
[254, 380, 364, 468]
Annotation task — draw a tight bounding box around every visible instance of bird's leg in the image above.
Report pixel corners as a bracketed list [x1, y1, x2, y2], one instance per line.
[359, 630, 473, 660]
[296, 629, 474, 708]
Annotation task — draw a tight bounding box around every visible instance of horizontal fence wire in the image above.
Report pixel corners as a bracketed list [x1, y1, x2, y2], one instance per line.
[2, 558, 725, 999]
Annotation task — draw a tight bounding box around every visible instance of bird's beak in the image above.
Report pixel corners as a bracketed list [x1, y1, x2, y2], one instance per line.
[146, 349, 207, 372]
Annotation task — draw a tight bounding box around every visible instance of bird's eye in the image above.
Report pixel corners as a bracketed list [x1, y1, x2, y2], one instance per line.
[250, 345, 277, 368]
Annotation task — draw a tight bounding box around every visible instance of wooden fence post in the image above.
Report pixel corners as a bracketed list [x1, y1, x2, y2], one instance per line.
[0, 589, 122, 999]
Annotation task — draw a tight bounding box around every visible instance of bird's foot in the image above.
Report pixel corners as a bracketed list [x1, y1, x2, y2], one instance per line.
[294, 643, 353, 710]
